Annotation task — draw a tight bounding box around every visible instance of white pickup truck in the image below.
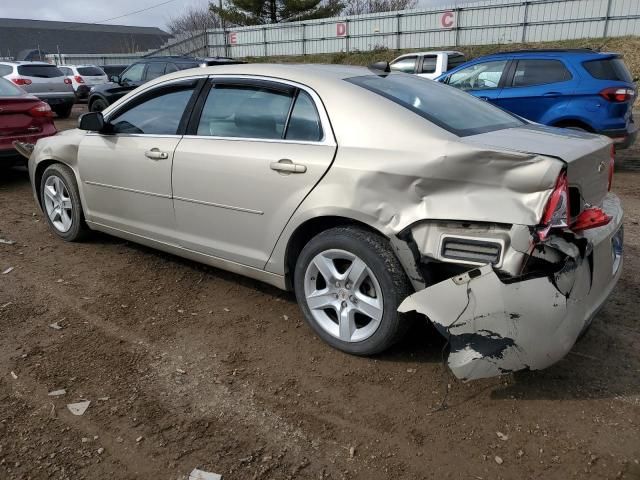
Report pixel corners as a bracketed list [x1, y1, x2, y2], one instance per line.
[389, 51, 467, 79]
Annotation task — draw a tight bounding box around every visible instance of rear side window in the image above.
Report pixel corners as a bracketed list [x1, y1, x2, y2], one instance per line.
[285, 91, 322, 142]
[583, 57, 633, 83]
[512, 59, 572, 87]
[109, 84, 195, 135]
[59, 67, 73, 76]
[346, 74, 524, 137]
[421, 55, 437, 74]
[145, 62, 166, 81]
[177, 62, 200, 70]
[390, 56, 417, 74]
[447, 53, 466, 69]
[0, 77, 24, 96]
[78, 66, 105, 76]
[17, 65, 64, 78]
[197, 85, 293, 139]
[0, 64, 12, 76]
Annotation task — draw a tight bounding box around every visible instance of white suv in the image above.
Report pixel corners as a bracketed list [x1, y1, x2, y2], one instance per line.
[58, 65, 108, 101]
[0, 61, 76, 118]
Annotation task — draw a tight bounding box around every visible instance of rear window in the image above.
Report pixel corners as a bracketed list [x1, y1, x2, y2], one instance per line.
[346, 74, 524, 137]
[0, 77, 24, 96]
[17, 64, 64, 78]
[77, 66, 105, 76]
[583, 57, 633, 83]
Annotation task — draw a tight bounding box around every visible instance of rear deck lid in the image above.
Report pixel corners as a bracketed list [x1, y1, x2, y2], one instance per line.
[461, 124, 611, 211]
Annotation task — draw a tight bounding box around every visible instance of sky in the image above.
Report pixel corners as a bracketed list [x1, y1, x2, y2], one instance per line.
[0, 0, 475, 30]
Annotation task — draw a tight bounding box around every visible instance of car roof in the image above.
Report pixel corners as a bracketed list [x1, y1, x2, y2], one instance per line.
[479, 49, 619, 60]
[394, 50, 463, 59]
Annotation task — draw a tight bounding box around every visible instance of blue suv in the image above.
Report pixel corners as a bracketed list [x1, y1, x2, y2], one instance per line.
[437, 49, 637, 149]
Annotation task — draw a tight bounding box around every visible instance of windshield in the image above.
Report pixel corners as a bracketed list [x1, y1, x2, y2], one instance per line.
[0, 77, 24, 96]
[346, 74, 525, 137]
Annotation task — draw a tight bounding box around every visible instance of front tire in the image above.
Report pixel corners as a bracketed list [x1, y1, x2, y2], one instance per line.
[294, 226, 413, 355]
[40, 164, 89, 242]
[90, 98, 108, 112]
[54, 105, 73, 119]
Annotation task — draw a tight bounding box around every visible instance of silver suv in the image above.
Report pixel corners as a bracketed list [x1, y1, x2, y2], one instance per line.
[0, 61, 75, 118]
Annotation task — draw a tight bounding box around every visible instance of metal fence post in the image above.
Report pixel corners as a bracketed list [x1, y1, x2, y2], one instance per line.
[263, 27, 268, 57]
[396, 13, 401, 50]
[302, 23, 306, 56]
[346, 19, 350, 54]
[521, 1, 529, 43]
[603, 0, 614, 37]
[454, 7, 462, 46]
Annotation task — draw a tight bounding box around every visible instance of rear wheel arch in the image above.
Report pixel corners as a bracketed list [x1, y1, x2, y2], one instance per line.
[284, 216, 388, 291]
[553, 118, 595, 132]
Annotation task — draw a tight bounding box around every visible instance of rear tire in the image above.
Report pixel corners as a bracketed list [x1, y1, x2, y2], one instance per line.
[40, 163, 89, 242]
[294, 226, 413, 355]
[54, 105, 73, 119]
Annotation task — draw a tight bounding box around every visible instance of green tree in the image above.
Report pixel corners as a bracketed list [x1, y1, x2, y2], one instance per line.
[211, 0, 344, 25]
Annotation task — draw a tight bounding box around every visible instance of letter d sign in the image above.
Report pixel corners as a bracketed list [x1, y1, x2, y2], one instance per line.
[336, 22, 347, 37]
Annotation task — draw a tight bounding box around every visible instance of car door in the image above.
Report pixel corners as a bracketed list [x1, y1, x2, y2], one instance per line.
[494, 58, 574, 123]
[77, 79, 200, 242]
[171, 77, 337, 268]
[445, 59, 511, 103]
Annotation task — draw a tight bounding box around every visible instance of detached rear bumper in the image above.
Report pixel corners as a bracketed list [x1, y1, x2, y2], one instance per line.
[399, 194, 623, 381]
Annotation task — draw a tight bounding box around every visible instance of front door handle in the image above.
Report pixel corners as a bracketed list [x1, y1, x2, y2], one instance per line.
[270, 159, 307, 174]
[478, 96, 489, 101]
[145, 148, 169, 160]
[543, 92, 562, 97]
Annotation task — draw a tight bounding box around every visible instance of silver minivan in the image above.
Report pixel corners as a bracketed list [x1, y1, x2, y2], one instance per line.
[0, 61, 76, 118]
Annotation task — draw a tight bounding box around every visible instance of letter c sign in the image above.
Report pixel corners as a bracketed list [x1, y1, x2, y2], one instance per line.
[441, 11, 455, 29]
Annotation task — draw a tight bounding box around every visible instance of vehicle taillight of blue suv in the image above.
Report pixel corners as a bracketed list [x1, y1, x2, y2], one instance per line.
[437, 49, 637, 149]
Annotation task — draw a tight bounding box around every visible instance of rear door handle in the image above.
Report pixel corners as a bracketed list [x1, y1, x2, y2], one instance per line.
[270, 159, 307, 174]
[478, 96, 489, 101]
[543, 92, 562, 97]
[145, 148, 169, 160]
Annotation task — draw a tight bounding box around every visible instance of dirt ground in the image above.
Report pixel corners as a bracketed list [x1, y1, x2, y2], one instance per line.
[0, 105, 639, 480]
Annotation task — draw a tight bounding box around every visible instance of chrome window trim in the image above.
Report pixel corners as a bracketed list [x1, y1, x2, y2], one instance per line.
[194, 74, 335, 146]
[102, 75, 208, 124]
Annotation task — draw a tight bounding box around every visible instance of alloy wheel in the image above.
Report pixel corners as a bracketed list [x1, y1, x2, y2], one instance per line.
[303, 249, 384, 343]
[43, 175, 73, 233]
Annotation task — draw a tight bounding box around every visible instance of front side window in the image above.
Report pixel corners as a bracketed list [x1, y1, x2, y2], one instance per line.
[447, 53, 467, 69]
[512, 59, 572, 87]
[197, 84, 293, 139]
[285, 91, 322, 141]
[448, 60, 508, 91]
[121, 63, 145, 83]
[390, 56, 417, 74]
[346, 74, 524, 137]
[421, 56, 438, 74]
[144, 62, 166, 81]
[109, 84, 195, 135]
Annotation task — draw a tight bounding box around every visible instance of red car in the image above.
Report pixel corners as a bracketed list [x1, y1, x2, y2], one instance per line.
[0, 77, 56, 164]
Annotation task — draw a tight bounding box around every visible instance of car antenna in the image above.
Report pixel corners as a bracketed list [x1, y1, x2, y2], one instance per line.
[368, 61, 391, 76]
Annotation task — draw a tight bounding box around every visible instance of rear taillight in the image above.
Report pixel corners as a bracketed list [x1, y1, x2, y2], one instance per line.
[608, 144, 615, 191]
[599, 87, 635, 103]
[12, 78, 32, 86]
[538, 172, 570, 241]
[28, 102, 54, 118]
[64, 78, 72, 85]
[74, 75, 84, 84]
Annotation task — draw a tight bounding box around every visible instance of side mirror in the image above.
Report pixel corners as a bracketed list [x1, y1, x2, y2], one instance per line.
[78, 112, 105, 132]
[110, 75, 120, 83]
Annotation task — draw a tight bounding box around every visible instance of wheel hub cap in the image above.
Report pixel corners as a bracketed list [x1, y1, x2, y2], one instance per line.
[304, 249, 384, 343]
